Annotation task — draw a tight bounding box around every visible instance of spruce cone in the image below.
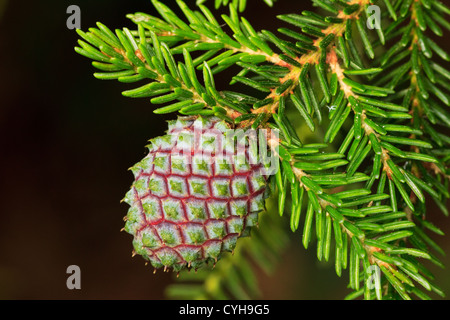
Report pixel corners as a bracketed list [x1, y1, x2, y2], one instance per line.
[122, 116, 272, 272]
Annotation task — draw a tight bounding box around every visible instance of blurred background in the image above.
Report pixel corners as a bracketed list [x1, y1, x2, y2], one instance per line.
[0, 0, 448, 299]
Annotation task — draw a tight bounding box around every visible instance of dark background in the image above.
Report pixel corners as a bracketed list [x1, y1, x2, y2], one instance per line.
[0, 0, 448, 299]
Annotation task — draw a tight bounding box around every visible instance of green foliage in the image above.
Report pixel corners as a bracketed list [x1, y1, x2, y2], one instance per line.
[196, 0, 276, 12]
[76, 0, 450, 300]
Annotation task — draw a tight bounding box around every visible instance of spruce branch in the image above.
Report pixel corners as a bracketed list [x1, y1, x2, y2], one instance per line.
[368, 0, 450, 245]
[75, 0, 450, 300]
[363, 0, 450, 299]
[196, 0, 276, 12]
[251, 0, 375, 123]
[127, 1, 280, 65]
[259, 0, 448, 299]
